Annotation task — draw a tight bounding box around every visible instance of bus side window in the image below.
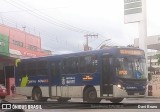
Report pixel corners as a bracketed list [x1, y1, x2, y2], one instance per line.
[79, 55, 98, 73]
[91, 55, 98, 73]
[26, 61, 37, 76]
[37, 61, 48, 76]
[67, 57, 78, 74]
[62, 59, 68, 74]
[51, 62, 60, 76]
[17, 63, 26, 77]
[79, 56, 86, 73]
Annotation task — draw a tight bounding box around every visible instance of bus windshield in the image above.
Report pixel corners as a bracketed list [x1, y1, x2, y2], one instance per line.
[116, 57, 147, 79]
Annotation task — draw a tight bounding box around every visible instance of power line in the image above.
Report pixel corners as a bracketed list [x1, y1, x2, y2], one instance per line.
[0, 7, 67, 13]
[1, 0, 123, 51]
[4, 0, 95, 34]
[17, 0, 95, 34]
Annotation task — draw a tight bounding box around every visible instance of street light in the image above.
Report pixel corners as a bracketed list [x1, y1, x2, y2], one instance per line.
[95, 39, 111, 49]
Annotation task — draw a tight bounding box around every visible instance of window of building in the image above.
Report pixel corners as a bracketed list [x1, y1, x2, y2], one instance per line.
[12, 40, 24, 47]
[28, 45, 38, 51]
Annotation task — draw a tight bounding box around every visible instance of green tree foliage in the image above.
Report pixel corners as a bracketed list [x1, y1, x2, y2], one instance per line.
[155, 54, 160, 64]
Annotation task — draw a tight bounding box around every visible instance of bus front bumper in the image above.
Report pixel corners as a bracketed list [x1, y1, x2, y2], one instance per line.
[113, 85, 147, 98]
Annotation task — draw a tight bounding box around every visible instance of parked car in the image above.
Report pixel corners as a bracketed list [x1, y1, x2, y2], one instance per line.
[0, 84, 7, 99]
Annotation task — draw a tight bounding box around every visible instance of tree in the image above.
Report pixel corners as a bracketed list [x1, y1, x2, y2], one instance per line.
[155, 54, 160, 64]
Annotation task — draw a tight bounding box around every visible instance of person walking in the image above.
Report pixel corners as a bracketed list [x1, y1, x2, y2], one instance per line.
[11, 84, 16, 97]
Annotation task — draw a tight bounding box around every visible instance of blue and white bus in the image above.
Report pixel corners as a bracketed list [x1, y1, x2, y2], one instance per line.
[15, 46, 147, 103]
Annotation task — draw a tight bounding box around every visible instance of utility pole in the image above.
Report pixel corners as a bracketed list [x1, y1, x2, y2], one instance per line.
[22, 26, 26, 48]
[84, 34, 98, 51]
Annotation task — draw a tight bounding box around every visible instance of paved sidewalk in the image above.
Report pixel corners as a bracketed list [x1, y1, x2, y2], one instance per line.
[5, 94, 26, 100]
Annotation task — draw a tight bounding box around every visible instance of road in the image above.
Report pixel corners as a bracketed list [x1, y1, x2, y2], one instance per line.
[1, 97, 160, 112]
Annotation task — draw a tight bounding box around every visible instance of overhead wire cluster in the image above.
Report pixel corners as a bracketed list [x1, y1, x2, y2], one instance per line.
[0, 0, 123, 52]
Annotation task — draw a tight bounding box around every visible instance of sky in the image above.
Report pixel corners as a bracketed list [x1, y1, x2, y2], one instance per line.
[0, 0, 160, 54]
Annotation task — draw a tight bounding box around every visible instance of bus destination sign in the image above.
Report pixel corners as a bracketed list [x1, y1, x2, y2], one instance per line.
[120, 49, 144, 55]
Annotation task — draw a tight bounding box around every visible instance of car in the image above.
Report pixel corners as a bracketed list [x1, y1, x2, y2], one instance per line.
[0, 84, 7, 99]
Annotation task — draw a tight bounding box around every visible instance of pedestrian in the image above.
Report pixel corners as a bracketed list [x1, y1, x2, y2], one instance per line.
[11, 84, 16, 97]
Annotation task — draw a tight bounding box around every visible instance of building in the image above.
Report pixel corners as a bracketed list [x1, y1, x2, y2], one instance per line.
[134, 35, 160, 73]
[134, 35, 160, 51]
[0, 24, 52, 95]
[0, 24, 52, 58]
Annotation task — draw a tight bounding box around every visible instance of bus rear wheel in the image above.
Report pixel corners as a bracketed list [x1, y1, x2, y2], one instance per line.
[109, 98, 123, 103]
[84, 87, 101, 103]
[32, 87, 47, 102]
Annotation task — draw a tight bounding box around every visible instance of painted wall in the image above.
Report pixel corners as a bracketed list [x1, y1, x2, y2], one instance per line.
[0, 24, 51, 58]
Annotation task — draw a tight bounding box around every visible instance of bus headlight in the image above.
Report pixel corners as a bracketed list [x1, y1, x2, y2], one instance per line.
[117, 84, 122, 88]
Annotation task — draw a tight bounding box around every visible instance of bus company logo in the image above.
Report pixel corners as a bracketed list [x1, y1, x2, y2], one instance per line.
[66, 77, 75, 84]
[2, 104, 12, 109]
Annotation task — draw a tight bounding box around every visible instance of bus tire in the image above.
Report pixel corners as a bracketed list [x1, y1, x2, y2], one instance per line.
[32, 87, 43, 102]
[109, 98, 123, 103]
[84, 87, 101, 103]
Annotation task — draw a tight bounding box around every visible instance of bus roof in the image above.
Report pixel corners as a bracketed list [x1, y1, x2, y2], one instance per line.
[20, 46, 144, 62]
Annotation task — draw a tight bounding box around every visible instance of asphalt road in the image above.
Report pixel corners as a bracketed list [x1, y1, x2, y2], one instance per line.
[1, 97, 160, 112]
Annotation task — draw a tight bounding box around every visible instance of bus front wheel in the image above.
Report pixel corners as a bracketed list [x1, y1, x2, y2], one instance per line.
[84, 87, 101, 103]
[109, 98, 123, 103]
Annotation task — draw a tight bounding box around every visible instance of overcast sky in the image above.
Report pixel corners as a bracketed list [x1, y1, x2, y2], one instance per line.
[0, 0, 160, 54]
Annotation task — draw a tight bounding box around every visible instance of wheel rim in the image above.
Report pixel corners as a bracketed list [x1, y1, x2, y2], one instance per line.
[35, 93, 40, 100]
[33, 89, 41, 101]
[89, 91, 96, 99]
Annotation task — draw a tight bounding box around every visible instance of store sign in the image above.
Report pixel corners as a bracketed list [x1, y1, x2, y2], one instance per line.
[0, 41, 5, 46]
[0, 34, 9, 56]
[124, 0, 143, 23]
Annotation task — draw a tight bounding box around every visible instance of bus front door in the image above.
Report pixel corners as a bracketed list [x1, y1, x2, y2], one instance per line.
[101, 55, 113, 96]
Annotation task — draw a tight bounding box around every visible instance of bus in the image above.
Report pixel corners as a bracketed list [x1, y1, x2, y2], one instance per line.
[15, 46, 147, 103]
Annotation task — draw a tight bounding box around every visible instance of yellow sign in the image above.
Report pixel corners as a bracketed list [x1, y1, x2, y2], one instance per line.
[20, 75, 29, 87]
[15, 59, 21, 67]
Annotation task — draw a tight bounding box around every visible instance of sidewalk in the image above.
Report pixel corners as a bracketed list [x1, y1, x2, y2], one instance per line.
[127, 97, 160, 101]
[5, 94, 26, 100]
